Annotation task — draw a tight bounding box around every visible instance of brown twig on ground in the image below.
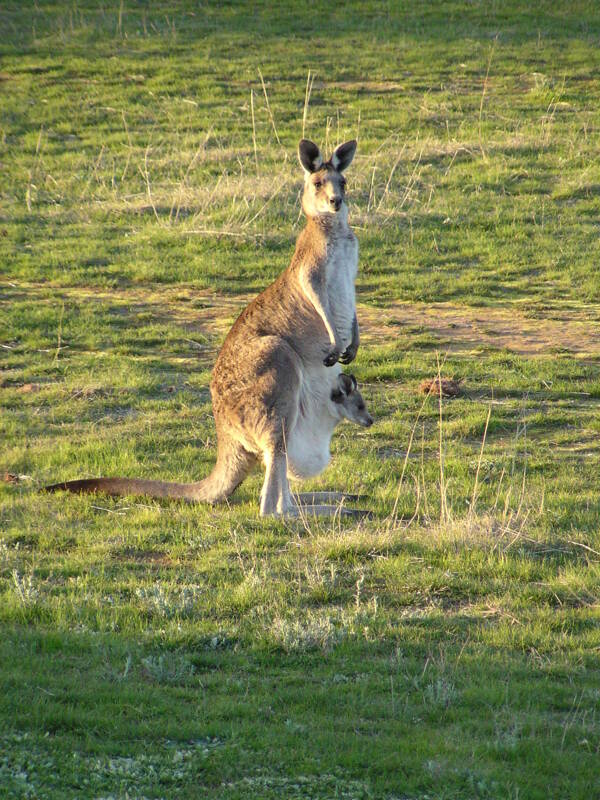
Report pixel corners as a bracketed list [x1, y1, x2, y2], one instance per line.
[3, 472, 31, 484]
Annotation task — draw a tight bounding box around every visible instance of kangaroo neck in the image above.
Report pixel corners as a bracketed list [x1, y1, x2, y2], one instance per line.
[303, 206, 350, 236]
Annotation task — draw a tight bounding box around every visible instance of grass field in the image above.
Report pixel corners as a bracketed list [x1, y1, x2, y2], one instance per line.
[2, 2, 600, 798]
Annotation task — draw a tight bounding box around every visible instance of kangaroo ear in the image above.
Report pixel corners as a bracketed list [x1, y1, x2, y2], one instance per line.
[298, 139, 323, 173]
[330, 140, 357, 172]
[349, 374, 357, 391]
[339, 373, 355, 395]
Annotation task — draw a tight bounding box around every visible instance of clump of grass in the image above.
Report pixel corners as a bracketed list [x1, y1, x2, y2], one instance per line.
[270, 614, 345, 653]
[423, 676, 458, 709]
[141, 652, 196, 685]
[135, 583, 202, 619]
[0, 539, 16, 564]
[11, 570, 39, 606]
[493, 714, 524, 754]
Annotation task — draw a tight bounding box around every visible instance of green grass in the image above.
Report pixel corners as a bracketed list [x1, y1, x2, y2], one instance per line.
[2, 1, 600, 798]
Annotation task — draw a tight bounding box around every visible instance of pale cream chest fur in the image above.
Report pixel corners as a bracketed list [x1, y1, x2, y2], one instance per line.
[325, 226, 358, 350]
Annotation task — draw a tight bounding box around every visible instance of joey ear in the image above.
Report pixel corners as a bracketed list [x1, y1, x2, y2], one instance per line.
[298, 139, 323, 173]
[330, 139, 357, 172]
[330, 387, 344, 404]
[338, 373, 355, 395]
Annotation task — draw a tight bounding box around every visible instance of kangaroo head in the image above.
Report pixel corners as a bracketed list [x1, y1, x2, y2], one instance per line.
[298, 139, 357, 219]
[330, 373, 373, 428]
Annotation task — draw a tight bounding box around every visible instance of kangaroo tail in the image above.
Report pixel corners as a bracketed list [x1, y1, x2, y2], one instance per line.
[44, 477, 207, 502]
[44, 441, 255, 505]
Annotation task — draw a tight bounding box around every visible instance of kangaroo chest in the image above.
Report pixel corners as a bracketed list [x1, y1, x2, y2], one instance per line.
[325, 230, 358, 349]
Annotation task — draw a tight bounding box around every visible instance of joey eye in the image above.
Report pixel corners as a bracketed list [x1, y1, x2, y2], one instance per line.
[314, 180, 322, 189]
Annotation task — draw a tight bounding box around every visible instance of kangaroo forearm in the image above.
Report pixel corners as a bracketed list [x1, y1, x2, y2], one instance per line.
[313, 296, 338, 347]
[340, 313, 359, 364]
[298, 271, 339, 348]
[351, 313, 359, 350]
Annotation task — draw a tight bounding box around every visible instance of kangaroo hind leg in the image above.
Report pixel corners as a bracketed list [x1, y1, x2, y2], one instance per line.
[259, 447, 296, 516]
[195, 428, 256, 503]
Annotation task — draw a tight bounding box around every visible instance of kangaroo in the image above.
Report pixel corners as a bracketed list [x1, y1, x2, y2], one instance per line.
[45, 139, 364, 516]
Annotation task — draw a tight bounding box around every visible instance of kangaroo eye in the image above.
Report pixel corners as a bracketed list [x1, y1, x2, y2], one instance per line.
[340, 178, 347, 189]
[358, 402, 365, 411]
[314, 181, 322, 189]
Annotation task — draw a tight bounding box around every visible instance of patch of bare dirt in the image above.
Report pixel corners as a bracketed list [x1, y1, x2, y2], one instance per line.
[359, 301, 600, 356]
[320, 80, 405, 93]
[5, 283, 600, 358]
[16, 383, 42, 393]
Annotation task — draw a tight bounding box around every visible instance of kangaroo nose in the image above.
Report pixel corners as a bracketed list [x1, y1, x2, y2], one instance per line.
[331, 196, 342, 211]
[364, 415, 373, 428]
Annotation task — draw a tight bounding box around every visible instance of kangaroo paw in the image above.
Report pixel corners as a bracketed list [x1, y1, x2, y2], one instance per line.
[339, 345, 357, 365]
[323, 349, 340, 367]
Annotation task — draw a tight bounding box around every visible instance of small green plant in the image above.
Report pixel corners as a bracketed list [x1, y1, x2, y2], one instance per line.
[11, 570, 39, 606]
[141, 652, 196, 686]
[270, 614, 344, 653]
[423, 676, 458, 709]
[135, 583, 202, 619]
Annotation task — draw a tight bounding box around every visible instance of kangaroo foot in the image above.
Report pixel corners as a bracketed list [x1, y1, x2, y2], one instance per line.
[299, 504, 370, 518]
[284, 502, 370, 519]
[296, 491, 359, 505]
